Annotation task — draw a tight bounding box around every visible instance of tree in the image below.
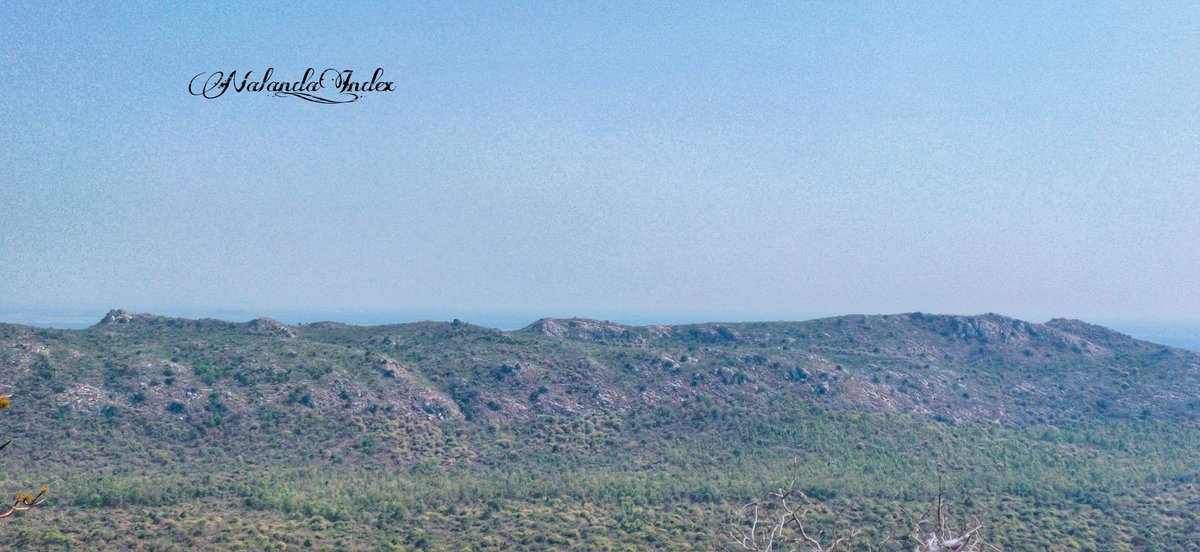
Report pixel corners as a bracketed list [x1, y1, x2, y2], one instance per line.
[901, 479, 994, 552]
[728, 478, 861, 552]
[0, 395, 49, 518]
[729, 470, 993, 551]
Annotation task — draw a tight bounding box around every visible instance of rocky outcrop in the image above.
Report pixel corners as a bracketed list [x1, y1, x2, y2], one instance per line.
[520, 318, 646, 344]
[245, 318, 296, 338]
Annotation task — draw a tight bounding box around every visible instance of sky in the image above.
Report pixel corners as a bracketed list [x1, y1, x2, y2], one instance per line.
[1, 2, 1198, 330]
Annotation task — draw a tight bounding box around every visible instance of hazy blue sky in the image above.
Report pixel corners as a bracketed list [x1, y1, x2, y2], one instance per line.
[1, 2, 1197, 328]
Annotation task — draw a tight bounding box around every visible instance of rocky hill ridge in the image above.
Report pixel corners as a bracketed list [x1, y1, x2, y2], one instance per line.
[3, 310, 1198, 460]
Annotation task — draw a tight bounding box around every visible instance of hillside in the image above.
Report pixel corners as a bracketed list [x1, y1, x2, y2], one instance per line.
[1, 311, 1199, 550]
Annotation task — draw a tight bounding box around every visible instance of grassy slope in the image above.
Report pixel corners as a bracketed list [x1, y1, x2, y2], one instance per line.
[0, 312, 1198, 550]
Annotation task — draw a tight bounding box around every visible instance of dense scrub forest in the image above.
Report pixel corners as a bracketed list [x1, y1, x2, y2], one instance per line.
[1, 310, 1198, 550]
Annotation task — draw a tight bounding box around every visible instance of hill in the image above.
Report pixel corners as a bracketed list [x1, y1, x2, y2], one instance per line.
[1, 310, 1198, 549]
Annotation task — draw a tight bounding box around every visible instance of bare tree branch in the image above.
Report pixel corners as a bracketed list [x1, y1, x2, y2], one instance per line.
[0, 487, 49, 519]
[730, 468, 995, 552]
[1, 394, 50, 519]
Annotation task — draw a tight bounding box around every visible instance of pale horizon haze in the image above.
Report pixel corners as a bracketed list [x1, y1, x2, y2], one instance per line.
[1, 2, 1198, 339]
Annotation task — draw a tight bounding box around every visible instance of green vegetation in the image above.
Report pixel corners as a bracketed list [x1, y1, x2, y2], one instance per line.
[0, 311, 1198, 549]
[0, 394, 50, 519]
